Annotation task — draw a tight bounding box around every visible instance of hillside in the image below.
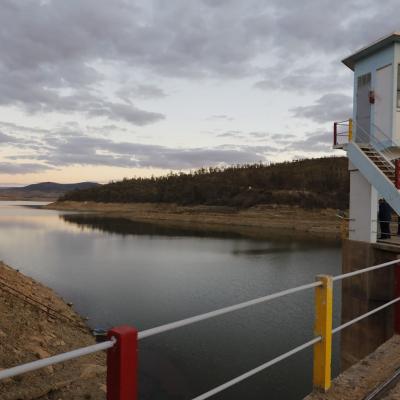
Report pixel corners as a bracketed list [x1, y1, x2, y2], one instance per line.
[61, 157, 349, 209]
[22, 182, 100, 192]
[0, 182, 100, 201]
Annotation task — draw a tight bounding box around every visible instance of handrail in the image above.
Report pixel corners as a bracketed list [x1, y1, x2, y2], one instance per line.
[0, 339, 115, 380]
[353, 121, 395, 168]
[1, 258, 400, 399]
[192, 336, 322, 400]
[332, 296, 400, 334]
[333, 119, 352, 146]
[371, 121, 400, 149]
[332, 258, 399, 281]
[139, 281, 321, 339]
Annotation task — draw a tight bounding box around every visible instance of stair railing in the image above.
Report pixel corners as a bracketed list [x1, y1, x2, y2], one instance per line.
[353, 121, 396, 169]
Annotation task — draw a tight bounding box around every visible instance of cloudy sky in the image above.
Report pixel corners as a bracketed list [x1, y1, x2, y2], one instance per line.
[0, 0, 398, 185]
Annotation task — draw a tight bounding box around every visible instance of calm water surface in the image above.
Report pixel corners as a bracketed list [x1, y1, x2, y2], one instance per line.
[0, 201, 342, 399]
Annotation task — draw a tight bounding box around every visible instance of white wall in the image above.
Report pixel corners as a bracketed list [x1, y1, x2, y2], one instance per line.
[354, 45, 395, 142]
[349, 161, 378, 243]
[375, 64, 393, 142]
[394, 43, 400, 143]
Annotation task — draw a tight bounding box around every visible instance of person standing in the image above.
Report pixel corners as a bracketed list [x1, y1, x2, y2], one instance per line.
[378, 198, 391, 239]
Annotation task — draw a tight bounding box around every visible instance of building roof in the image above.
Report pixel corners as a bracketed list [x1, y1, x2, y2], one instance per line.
[342, 33, 400, 70]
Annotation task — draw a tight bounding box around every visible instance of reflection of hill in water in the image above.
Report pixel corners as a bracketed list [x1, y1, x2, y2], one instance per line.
[60, 214, 246, 239]
[60, 214, 340, 250]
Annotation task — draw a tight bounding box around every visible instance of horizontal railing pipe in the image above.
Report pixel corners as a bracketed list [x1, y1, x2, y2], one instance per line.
[332, 259, 400, 282]
[332, 296, 400, 334]
[139, 281, 321, 339]
[191, 336, 322, 400]
[0, 339, 115, 381]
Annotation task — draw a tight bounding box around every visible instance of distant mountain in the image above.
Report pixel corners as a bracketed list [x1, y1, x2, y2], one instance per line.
[0, 181, 101, 201]
[21, 182, 100, 192]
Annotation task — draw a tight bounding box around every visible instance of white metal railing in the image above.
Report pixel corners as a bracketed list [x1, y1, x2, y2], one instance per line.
[332, 258, 399, 281]
[1, 258, 400, 399]
[332, 296, 400, 334]
[0, 339, 115, 380]
[354, 121, 399, 168]
[139, 281, 321, 339]
[192, 337, 322, 400]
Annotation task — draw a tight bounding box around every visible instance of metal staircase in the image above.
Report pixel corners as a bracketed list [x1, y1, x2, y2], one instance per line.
[358, 145, 395, 184]
[335, 120, 400, 216]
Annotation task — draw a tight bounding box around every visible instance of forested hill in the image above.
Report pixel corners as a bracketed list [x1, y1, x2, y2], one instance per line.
[60, 157, 349, 209]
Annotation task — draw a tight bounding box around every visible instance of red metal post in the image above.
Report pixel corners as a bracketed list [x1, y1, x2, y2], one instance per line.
[395, 159, 400, 189]
[333, 122, 338, 146]
[395, 264, 400, 334]
[107, 326, 138, 400]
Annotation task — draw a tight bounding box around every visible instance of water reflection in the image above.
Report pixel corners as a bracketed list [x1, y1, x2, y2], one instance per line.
[61, 214, 246, 239]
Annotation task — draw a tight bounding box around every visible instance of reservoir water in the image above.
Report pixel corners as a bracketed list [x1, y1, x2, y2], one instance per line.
[0, 201, 342, 399]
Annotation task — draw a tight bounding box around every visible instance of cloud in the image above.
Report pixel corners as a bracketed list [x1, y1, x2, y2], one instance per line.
[254, 63, 352, 93]
[290, 93, 352, 123]
[0, 121, 51, 135]
[1, 0, 398, 117]
[0, 162, 54, 174]
[86, 102, 165, 126]
[0, 131, 17, 144]
[116, 84, 167, 101]
[5, 127, 276, 170]
[1, 0, 399, 172]
[207, 115, 234, 121]
[216, 130, 244, 139]
[286, 131, 333, 153]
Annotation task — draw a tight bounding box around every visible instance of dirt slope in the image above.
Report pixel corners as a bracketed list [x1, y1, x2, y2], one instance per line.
[0, 262, 106, 400]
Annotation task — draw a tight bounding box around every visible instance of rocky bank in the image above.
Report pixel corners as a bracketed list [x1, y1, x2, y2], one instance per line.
[0, 261, 106, 400]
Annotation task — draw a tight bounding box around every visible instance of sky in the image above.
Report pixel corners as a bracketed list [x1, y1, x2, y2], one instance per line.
[0, 0, 399, 186]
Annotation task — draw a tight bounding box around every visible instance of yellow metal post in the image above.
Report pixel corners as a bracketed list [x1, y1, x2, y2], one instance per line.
[313, 275, 333, 392]
[348, 118, 353, 141]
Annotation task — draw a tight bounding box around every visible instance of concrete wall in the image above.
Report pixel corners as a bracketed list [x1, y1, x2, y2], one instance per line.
[341, 239, 398, 370]
[348, 162, 378, 243]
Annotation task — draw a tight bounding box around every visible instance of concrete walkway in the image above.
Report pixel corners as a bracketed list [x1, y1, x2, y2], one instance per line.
[305, 335, 400, 400]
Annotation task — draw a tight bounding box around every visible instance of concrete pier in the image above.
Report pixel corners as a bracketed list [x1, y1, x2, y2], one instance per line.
[341, 239, 399, 370]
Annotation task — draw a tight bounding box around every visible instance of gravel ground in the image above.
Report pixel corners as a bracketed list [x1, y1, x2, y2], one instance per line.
[305, 335, 400, 400]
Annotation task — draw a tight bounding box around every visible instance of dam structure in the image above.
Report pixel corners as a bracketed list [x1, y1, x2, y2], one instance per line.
[334, 33, 400, 371]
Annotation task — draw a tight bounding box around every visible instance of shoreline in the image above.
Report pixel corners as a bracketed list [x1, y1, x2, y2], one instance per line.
[46, 201, 344, 240]
[0, 261, 106, 399]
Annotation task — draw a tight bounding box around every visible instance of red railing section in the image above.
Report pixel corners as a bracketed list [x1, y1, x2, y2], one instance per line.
[107, 326, 138, 400]
[333, 119, 352, 147]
